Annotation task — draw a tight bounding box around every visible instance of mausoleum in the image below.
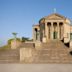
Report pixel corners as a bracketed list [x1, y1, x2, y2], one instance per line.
[33, 13, 72, 45]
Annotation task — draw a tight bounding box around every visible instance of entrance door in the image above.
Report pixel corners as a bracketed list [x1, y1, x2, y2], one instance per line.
[53, 31, 57, 39]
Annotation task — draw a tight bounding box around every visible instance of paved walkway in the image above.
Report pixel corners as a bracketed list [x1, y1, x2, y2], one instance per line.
[0, 64, 72, 72]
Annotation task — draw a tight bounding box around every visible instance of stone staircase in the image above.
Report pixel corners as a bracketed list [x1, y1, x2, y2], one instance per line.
[0, 40, 72, 63]
[0, 49, 20, 63]
[32, 40, 72, 63]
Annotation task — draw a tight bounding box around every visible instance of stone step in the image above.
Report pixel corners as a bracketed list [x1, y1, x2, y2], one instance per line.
[0, 49, 20, 62]
[31, 41, 72, 63]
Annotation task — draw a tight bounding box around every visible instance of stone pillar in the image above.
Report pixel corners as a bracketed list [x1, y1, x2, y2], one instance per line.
[32, 27, 34, 41]
[70, 41, 72, 48]
[20, 48, 34, 62]
[57, 22, 59, 39]
[33, 28, 36, 41]
[45, 22, 48, 41]
[51, 22, 53, 40]
[37, 29, 40, 41]
[35, 41, 42, 49]
[61, 24, 64, 39]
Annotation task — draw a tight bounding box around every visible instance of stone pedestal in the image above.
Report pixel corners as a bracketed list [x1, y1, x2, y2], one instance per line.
[20, 48, 34, 62]
[64, 32, 70, 43]
[35, 41, 42, 50]
[35, 41, 42, 47]
[42, 37, 47, 43]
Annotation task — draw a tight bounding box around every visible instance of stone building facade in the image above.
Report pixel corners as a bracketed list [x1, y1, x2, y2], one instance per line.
[33, 13, 72, 44]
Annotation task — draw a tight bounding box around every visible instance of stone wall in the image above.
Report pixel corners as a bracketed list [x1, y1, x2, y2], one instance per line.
[64, 23, 70, 43]
[11, 40, 21, 49]
[70, 41, 72, 48]
[20, 48, 35, 63]
[35, 41, 42, 50]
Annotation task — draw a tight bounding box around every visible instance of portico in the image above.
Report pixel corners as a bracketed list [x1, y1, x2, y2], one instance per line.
[45, 21, 64, 40]
[33, 13, 71, 43]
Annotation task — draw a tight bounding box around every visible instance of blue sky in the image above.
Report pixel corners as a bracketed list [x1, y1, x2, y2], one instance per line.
[0, 0, 72, 46]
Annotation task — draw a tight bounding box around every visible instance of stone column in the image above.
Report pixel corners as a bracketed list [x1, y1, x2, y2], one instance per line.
[51, 22, 53, 40]
[37, 29, 40, 41]
[33, 28, 35, 41]
[57, 22, 59, 39]
[61, 24, 64, 39]
[33, 29, 36, 41]
[45, 22, 48, 41]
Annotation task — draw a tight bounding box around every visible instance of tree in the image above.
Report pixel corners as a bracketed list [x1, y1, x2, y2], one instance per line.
[8, 38, 13, 45]
[21, 37, 29, 42]
[12, 32, 17, 40]
[8, 38, 21, 45]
